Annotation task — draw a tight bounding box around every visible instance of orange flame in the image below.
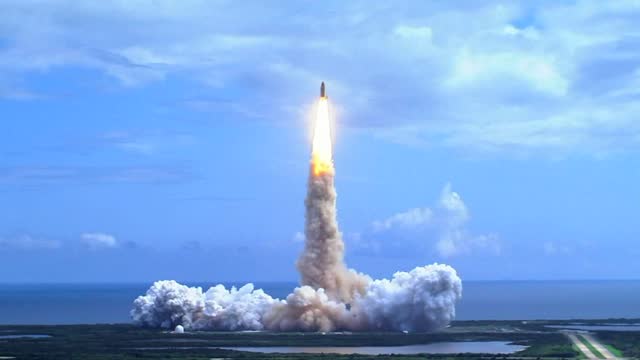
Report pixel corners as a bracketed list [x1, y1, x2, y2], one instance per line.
[311, 97, 334, 176]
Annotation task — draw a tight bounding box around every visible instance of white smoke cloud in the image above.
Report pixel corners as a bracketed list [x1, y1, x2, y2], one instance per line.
[263, 286, 355, 332]
[81, 232, 118, 249]
[360, 264, 462, 331]
[131, 264, 461, 332]
[131, 281, 276, 330]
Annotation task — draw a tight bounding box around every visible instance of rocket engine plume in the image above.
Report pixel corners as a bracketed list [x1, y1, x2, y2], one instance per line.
[131, 82, 463, 332]
[310, 96, 334, 176]
[297, 85, 370, 302]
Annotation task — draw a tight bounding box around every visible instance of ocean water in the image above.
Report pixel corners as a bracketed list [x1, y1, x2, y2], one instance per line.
[1, 281, 640, 325]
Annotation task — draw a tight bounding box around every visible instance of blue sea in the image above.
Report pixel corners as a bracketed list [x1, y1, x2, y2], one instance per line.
[1, 281, 640, 325]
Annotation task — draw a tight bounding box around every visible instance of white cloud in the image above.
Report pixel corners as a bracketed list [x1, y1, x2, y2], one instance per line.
[439, 183, 469, 225]
[81, 233, 118, 249]
[1, 1, 639, 155]
[502, 24, 540, 40]
[434, 184, 499, 257]
[0, 235, 61, 250]
[447, 50, 568, 96]
[394, 25, 433, 41]
[372, 207, 433, 232]
[437, 231, 500, 258]
[358, 184, 500, 258]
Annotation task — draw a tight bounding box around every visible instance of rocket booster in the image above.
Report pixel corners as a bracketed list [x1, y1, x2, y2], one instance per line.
[320, 82, 326, 98]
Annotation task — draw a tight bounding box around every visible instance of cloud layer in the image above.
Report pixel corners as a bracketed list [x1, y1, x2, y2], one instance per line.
[1, 1, 639, 154]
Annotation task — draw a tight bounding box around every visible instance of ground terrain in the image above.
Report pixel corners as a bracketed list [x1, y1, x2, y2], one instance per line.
[0, 319, 636, 360]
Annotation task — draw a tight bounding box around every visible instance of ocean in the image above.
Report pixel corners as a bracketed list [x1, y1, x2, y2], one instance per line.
[1, 280, 640, 325]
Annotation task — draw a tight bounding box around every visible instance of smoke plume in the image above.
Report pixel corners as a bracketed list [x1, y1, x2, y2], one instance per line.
[297, 172, 371, 303]
[132, 95, 462, 332]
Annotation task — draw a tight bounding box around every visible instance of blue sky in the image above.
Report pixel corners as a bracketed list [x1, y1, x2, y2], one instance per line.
[1, 1, 639, 282]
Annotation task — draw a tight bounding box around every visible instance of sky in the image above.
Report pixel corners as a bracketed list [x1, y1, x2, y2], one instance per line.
[1, 0, 639, 282]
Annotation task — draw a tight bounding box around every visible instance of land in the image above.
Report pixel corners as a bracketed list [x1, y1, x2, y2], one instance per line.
[567, 333, 605, 359]
[0, 319, 636, 360]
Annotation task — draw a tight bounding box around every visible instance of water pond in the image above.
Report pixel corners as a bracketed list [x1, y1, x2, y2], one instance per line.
[0, 334, 51, 339]
[547, 324, 640, 332]
[220, 341, 527, 355]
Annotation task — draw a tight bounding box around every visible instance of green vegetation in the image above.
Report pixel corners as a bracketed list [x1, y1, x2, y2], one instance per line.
[595, 331, 640, 358]
[577, 335, 605, 359]
[8, 319, 640, 360]
[514, 335, 575, 358]
[572, 344, 586, 359]
[604, 344, 623, 357]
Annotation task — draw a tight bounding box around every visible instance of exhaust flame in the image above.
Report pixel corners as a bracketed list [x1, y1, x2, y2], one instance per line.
[311, 97, 334, 176]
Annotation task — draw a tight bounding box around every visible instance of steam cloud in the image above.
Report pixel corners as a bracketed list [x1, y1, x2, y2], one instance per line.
[132, 264, 461, 332]
[132, 105, 462, 332]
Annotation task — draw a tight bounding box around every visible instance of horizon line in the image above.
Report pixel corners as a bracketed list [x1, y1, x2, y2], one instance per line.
[3, 278, 640, 285]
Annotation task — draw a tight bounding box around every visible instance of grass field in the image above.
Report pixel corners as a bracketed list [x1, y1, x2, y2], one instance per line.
[604, 344, 623, 357]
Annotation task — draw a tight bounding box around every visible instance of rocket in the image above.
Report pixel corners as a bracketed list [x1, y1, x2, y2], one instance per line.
[320, 82, 326, 98]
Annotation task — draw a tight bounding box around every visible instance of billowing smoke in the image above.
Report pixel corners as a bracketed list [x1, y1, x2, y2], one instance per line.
[131, 94, 462, 332]
[359, 264, 462, 331]
[297, 171, 371, 303]
[131, 281, 276, 330]
[132, 264, 461, 332]
[264, 286, 357, 332]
